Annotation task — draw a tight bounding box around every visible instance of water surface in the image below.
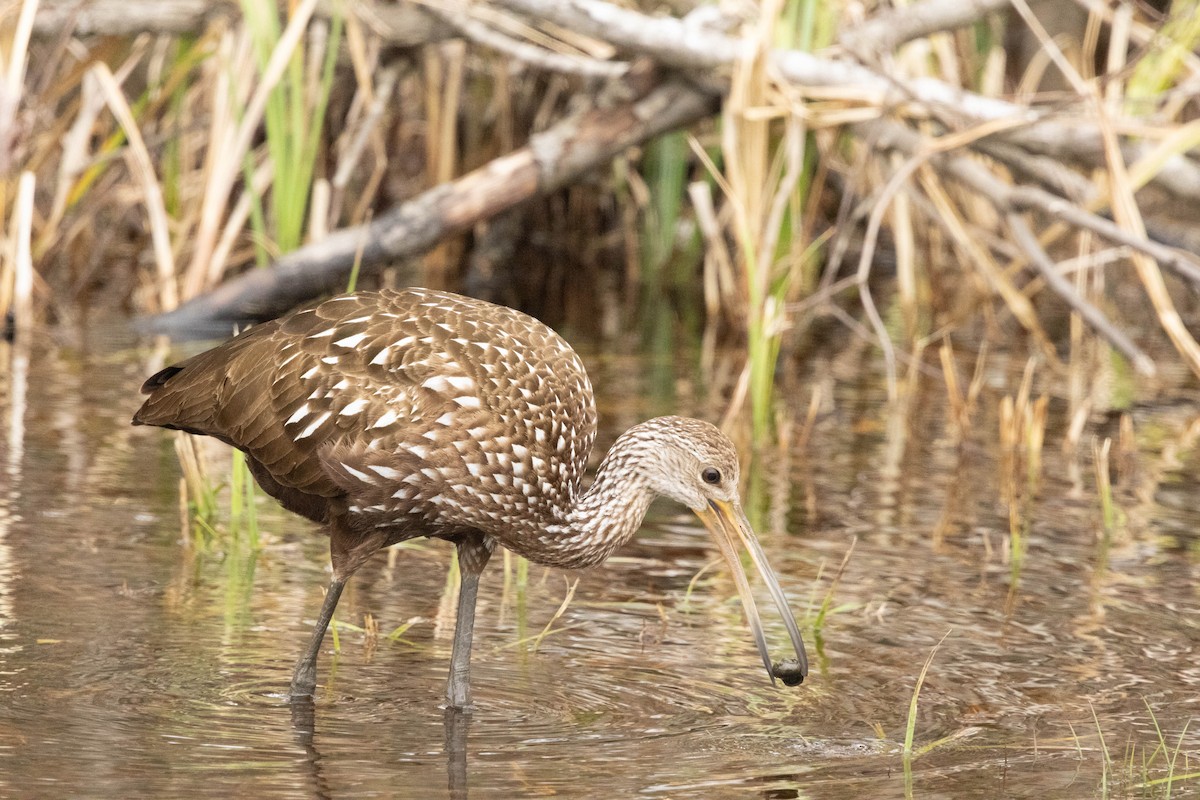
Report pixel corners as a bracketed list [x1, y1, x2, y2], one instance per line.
[1, 317, 1197, 798]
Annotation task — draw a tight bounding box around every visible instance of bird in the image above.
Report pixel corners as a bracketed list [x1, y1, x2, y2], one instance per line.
[132, 287, 808, 707]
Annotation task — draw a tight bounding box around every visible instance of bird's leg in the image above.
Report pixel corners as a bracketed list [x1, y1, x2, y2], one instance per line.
[444, 705, 470, 799]
[290, 578, 345, 698]
[446, 534, 493, 710]
[291, 517, 385, 699]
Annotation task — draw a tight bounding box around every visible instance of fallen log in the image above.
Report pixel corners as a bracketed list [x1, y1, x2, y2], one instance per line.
[146, 71, 716, 332]
[34, 0, 450, 48]
[494, 0, 1200, 204]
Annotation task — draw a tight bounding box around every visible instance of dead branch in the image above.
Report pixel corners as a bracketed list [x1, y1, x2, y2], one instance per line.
[1006, 212, 1155, 376]
[34, 0, 451, 48]
[37, 0, 1200, 205]
[492, 0, 1200, 204]
[44, 0, 1200, 363]
[34, 0, 232, 37]
[976, 140, 1200, 283]
[864, 117, 1200, 287]
[424, 1, 627, 78]
[839, 0, 1010, 56]
[146, 74, 716, 331]
[862, 117, 1200, 374]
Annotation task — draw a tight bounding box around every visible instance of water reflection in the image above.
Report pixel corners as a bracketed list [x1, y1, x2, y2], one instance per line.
[0, 338, 27, 638]
[288, 697, 335, 800]
[283, 630, 471, 796]
[0, 317, 1199, 797]
[286, 701, 494, 800]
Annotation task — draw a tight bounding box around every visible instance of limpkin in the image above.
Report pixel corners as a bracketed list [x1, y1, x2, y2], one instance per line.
[133, 288, 808, 707]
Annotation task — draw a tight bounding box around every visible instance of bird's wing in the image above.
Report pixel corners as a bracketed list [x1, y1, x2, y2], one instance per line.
[263, 293, 490, 517]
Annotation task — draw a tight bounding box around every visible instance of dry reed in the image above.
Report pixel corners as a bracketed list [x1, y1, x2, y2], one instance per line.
[2, 0, 1198, 446]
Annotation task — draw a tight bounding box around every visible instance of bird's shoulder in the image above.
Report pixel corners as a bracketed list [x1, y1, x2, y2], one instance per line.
[267, 289, 593, 445]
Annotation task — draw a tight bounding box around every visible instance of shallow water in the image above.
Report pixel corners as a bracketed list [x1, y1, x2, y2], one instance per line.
[1, 317, 1198, 798]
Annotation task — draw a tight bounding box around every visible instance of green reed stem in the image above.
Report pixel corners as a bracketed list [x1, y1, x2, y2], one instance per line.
[641, 130, 690, 285]
[904, 631, 950, 758]
[240, 0, 343, 254]
[229, 448, 260, 546]
[1126, 0, 1200, 112]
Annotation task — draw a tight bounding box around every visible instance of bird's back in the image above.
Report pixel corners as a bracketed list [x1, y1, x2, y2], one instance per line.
[134, 288, 598, 538]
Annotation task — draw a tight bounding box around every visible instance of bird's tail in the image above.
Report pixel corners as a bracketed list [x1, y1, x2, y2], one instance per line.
[131, 321, 278, 435]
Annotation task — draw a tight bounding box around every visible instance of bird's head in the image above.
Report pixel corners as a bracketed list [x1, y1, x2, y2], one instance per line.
[634, 416, 742, 512]
[633, 416, 809, 686]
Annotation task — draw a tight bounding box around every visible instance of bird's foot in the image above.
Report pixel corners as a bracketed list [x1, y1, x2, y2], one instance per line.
[445, 678, 472, 711]
[444, 694, 473, 712]
[290, 663, 318, 699]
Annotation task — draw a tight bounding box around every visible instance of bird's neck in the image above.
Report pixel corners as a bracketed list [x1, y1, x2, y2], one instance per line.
[528, 430, 656, 569]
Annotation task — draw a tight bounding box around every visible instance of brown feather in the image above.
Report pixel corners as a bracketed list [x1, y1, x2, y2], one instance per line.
[132, 288, 809, 697]
[133, 288, 599, 547]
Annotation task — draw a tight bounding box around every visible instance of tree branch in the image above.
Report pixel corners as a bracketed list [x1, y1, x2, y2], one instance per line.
[1007, 211, 1155, 376]
[863, 118, 1200, 290]
[424, 1, 627, 78]
[146, 74, 716, 331]
[839, 0, 1010, 56]
[34, 0, 451, 48]
[492, 0, 1200, 203]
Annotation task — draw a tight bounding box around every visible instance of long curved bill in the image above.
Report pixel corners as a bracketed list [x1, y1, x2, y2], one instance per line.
[694, 499, 809, 685]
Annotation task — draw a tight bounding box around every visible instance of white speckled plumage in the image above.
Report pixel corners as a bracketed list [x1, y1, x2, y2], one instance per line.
[271, 288, 603, 555]
[133, 287, 808, 705]
[135, 288, 598, 543]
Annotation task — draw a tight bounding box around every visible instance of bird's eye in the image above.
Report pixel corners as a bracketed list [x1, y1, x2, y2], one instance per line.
[701, 467, 721, 485]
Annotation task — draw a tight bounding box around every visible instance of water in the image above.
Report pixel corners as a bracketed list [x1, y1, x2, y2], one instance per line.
[1, 316, 1198, 798]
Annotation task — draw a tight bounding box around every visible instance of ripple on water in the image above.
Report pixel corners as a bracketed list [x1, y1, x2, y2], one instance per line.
[13, 327, 1200, 799]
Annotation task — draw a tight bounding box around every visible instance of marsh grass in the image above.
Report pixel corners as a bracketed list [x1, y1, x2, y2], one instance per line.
[529, 576, 579, 653]
[720, 55, 802, 442]
[228, 448, 261, 547]
[172, 430, 265, 550]
[238, 0, 343, 256]
[497, 576, 584, 653]
[1135, 701, 1196, 797]
[637, 130, 697, 293]
[997, 361, 1048, 605]
[899, 631, 953, 798]
[385, 616, 424, 645]
[680, 557, 722, 611]
[2, 170, 36, 333]
[809, 537, 855, 651]
[174, 432, 218, 539]
[500, 548, 530, 640]
[323, 611, 388, 664]
[4, 0, 1200, 416]
[329, 613, 377, 639]
[1083, 700, 1200, 798]
[219, 529, 259, 632]
[903, 633, 949, 757]
[13, 0, 404, 310]
[684, 0, 836, 442]
[1125, 0, 1200, 113]
[939, 339, 987, 445]
[343, 210, 371, 294]
[1093, 437, 1120, 540]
